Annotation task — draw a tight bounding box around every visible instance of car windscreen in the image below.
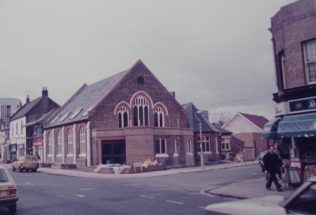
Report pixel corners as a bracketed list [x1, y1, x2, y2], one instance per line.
[286, 184, 316, 214]
[0, 169, 9, 182]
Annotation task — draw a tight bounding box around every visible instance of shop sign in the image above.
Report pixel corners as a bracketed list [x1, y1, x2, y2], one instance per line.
[33, 140, 43, 146]
[289, 97, 316, 113]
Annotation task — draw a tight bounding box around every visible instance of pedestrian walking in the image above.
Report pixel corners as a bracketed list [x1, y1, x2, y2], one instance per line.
[263, 145, 283, 192]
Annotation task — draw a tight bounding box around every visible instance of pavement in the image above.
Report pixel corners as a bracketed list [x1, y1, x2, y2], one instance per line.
[3, 160, 296, 200]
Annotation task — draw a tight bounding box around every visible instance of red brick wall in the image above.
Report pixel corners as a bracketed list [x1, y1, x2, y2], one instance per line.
[271, 0, 316, 90]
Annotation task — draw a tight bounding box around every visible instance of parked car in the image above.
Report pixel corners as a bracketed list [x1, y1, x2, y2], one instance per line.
[205, 176, 316, 215]
[12, 155, 39, 172]
[0, 166, 18, 213]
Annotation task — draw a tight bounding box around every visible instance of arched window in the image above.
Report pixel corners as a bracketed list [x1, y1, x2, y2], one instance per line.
[47, 132, 53, 155]
[133, 95, 149, 126]
[56, 130, 62, 155]
[79, 126, 86, 155]
[154, 107, 165, 127]
[67, 129, 73, 155]
[117, 106, 129, 128]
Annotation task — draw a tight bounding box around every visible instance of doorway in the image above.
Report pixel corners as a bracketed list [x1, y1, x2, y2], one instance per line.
[101, 140, 126, 164]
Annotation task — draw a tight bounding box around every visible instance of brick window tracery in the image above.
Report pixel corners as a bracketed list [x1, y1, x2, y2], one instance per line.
[132, 95, 149, 126]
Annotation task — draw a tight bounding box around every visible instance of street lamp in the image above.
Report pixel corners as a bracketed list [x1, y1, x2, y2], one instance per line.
[195, 110, 204, 169]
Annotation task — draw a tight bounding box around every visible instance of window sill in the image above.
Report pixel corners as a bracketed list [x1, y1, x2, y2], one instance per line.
[56, 154, 62, 157]
[155, 153, 169, 158]
[67, 154, 74, 157]
[79, 153, 87, 157]
[198, 152, 212, 155]
[186, 152, 193, 156]
[173, 153, 179, 157]
[47, 154, 52, 157]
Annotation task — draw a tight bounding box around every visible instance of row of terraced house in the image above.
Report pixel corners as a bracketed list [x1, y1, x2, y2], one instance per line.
[0, 60, 268, 169]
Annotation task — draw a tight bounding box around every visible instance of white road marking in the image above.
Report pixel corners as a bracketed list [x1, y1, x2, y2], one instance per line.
[75, 194, 85, 198]
[140, 194, 155, 199]
[25, 182, 34, 186]
[166, 200, 184, 205]
[80, 188, 95, 191]
[199, 206, 205, 210]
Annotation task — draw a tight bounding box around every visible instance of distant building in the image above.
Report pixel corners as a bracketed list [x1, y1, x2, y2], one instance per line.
[222, 112, 268, 161]
[42, 60, 193, 169]
[9, 88, 60, 161]
[0, 98, 22, 162]
[182, 103, 220, 164]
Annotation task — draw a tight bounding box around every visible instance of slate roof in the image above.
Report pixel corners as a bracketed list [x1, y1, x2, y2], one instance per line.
[46, 66, 131, 128]
[26, 108, 59, 126]
[239, 112, 268, 129]
[10, 97, 42, 121]
[182, 102, 219, 133]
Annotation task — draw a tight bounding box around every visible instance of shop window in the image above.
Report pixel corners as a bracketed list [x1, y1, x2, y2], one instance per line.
[304, 39, 316, 84]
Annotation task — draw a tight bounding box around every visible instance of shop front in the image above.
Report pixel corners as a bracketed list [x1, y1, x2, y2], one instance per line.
[263, 112, 316, 183]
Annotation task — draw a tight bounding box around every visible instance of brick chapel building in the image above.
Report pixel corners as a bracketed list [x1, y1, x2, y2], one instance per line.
[42, 60, 194, 168]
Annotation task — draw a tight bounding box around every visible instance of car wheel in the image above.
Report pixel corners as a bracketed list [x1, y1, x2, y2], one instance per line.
[8, 203, 17, 213]
[12, 167, 16, 172]
[32, 168, 37, 172]
[18, 167, 22, 172]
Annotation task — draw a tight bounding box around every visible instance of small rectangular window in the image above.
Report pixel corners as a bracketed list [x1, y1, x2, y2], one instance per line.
[304, 39, 316, 84]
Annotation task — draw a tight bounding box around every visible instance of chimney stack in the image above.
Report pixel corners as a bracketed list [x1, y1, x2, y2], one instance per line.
[26, 95, 30, 104]
[42, 87, 48, 97]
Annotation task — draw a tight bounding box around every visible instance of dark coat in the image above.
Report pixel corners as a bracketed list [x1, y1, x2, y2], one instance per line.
[263, 152, 282, 173]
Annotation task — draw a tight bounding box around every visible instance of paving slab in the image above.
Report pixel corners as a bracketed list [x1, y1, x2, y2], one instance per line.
[207, 177, 295, 199]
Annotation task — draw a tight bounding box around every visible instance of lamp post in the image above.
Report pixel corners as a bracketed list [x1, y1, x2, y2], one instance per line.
[195, 111, 204, 169]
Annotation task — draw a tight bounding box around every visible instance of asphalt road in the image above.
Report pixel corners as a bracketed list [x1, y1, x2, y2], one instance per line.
[0, 164, 262, 215]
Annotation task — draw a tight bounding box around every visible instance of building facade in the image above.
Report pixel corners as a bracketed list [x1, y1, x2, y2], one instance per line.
[182, 103, 222, 164]
[263, 0, 316, 181]
[43, 60, 193, 168]
[222, 112, 268, 161]
[0, 98, 22, 162]
[9, 89, 60, 161]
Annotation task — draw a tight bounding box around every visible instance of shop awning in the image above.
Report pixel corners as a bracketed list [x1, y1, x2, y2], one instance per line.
[278, 112, 316, 138]
[262, 117, 282, 139]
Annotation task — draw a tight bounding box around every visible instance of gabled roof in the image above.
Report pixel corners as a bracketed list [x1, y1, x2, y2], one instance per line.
[10, 97, 42, 121]
[222, 112, 268, 131]
[46, 62, 134, 128]
[182, 102, 219, 133]
[239, 112, 268, 129]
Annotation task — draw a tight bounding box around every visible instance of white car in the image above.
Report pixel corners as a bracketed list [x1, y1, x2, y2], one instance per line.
[205, 176, 316, 215]
[0, 166, 18, 213]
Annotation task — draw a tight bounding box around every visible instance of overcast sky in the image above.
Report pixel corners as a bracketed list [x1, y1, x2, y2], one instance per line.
[0, 0, 295, 119]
